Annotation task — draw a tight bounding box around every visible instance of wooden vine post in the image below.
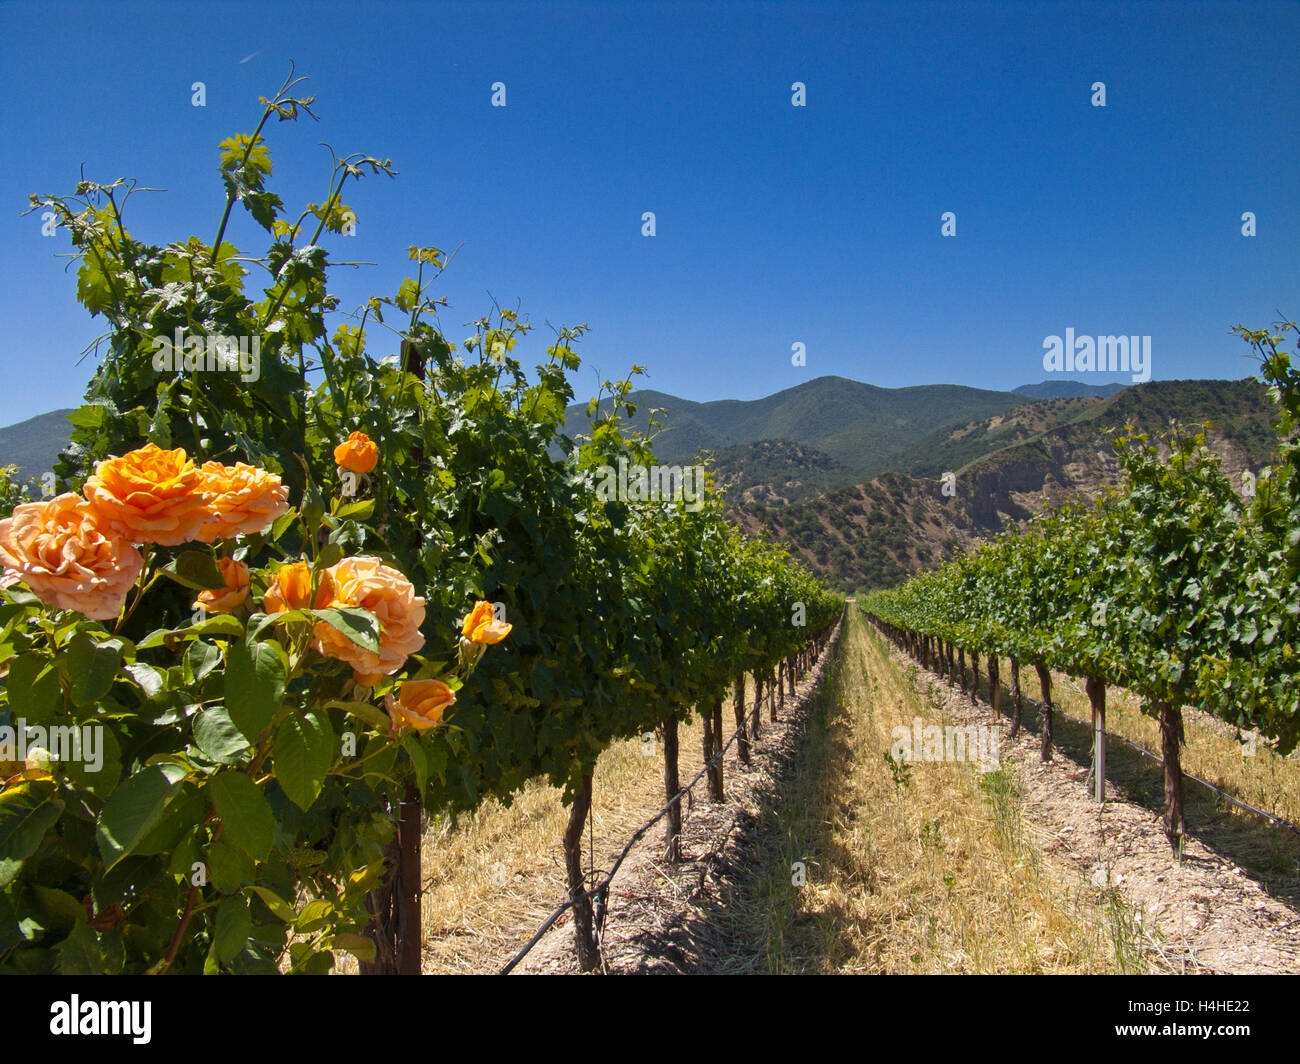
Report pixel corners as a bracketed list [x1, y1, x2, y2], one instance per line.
[563, 770, 601, 970]
[1035, 662, 1053, 762]
[708, 699, 725, 800]
[394, 784, 422, 972]
[733, 678, 750, 766]
[360, 337, 425, 975]
[1008, 658, 1023, 738]
[700, 700, 716, 791]
[357, 832, 401, 974]
[1158, 701, 1187, 846]
[987, 654, 1000, 720]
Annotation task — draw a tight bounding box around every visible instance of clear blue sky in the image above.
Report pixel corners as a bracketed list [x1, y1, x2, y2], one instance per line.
[1, 0, 1296, 428]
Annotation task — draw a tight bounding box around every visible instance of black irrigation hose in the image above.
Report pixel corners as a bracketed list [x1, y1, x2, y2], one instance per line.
[873, 619, 1300, 841]
[496, 706, 748, 975]
[498, 627, 840, 975]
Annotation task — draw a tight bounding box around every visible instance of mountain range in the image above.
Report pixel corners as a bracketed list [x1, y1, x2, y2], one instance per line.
[569, 377, 1083, 482]
[3, 375, 1277, 593]
[0, 409, 75, 483]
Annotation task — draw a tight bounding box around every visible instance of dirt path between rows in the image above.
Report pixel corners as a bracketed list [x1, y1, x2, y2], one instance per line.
[508, 624, 843, 974]
[882, 638, 1300, 974]
[502, 617, 1300, 974]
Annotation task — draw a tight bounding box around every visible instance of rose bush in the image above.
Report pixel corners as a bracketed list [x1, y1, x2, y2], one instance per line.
[4, 73, 839, 973]
[0, 443, 505, 973]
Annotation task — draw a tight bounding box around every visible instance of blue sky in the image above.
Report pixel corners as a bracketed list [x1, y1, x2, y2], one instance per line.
[0, 0, 1296, 428]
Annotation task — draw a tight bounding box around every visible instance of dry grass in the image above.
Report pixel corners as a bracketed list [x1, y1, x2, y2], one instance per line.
[723, 610, 1151, 973]
[331, 611, 1298, 975]
[344, 614, 1208, 975]
[413, 694, 737, 973]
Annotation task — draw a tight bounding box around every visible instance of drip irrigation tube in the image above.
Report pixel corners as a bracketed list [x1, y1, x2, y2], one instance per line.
[499, 624, 841, 974]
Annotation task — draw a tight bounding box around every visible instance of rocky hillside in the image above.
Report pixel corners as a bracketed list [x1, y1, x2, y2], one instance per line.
[734, 378, 1279, 592]
[3, 379, 1278, 597]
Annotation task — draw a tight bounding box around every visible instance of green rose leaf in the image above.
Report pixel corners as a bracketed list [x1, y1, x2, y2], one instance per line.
[159, 551, 228, 591]
[204, 835, 254, 894]
[95, 763, 187, 871]
[334, 498, 375, 521]
[59, 633, 126, 706]
[325, 699, 392, 732]
[185, 640, 222, 684]
[193, 707, 253, 765]
[208, 771, 275, 862]
[58, 917, 109, 975]
[247, 885, 296, 923]
[5, 654, 64, 725]
[224, 640, 287, 742]
[326, 932, 377, 963]
[61, 725, 122, 799]
[273, 711, 335, 811]
[311, 607, 380, 653]
[0, 781, 65, 888]
[136, 613, 244, 650]
[213, 895, 253, 964]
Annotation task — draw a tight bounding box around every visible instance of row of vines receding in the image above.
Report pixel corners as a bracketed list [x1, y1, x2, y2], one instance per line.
[864, 316, 1300, 851]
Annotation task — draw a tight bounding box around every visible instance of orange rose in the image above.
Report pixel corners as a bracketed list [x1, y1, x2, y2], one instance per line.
[82, 443, 210, 546]
[194, 461, 290, 541]
[461, 599, 511, 644]
[263, 561, 336, 614]
[193, 557, 250, 614]
[0, 493, 143, 620]
[312, 556, 425, 686]
[333, 431, 378, 474]
[383, 679, 456, 731]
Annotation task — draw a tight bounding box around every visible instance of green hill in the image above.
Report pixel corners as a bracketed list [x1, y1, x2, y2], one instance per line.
[4, 378, 1277, 593]
[0, 410, 75, 482]
[709, 439, 856, 508]
[1012, 381, 1128, 399]
[567, 376, 1029, 480]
